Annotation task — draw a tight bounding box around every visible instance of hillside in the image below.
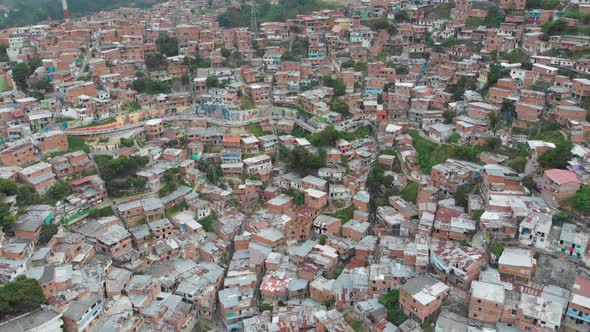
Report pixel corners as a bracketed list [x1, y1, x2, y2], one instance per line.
[0, 0, 161, 29]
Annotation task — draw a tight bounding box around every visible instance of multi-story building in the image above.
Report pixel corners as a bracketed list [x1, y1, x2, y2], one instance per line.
[567, 277, 590, 330]
[542, 169, 582, 205]
[399, 275, 449, 322]
[498, 247, 536, 283]
[469, 281, 505, 323]
[431, 246, 486, 290]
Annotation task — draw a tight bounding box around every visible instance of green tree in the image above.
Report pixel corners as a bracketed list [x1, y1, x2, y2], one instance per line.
[11, 62, 31, 89]
[332, 205, 355, 223]
[280, 146, 325, 176]
[542, 19, 570, 36]
[186, 54, 211, 70]
[206, 76, 219, 88]
[379, 290, 407, 326]
[144, 52, 168, 71]
[0, 44, 9, 62]
[281, 51, 300, 62]
[0, 276, 45, 320]
[401, 181, 419, 203]
[487, 137, 501, 151]
[454, 185, 470, 209]
[539, 140, 573, 169]
[394, 10, 410, 23]
[488, 62, 503, 86]
[157, 33, 179, 57]
[28, 58, 42, 71]
[259, 303, 274, 312]
[522, 176, 537, 192]
[574, 185, 590, 213]
[0, 179, 19, 195]
[334, 78, 346, 96]
[443, 110, 456, 124]
[319, 234, 328, 245]
[329, 100, 351, 118]
[541, 0, 561, 9]
[508, 156, 527, 173]
[125, 101, 141, 111]
[120, 138, 135, 147]
[490, 243, 504, 259]
[39, 224, 58, 244]
[180, 73, 190, 86]
[447, 133, 460, 144]
[16, 186, 41, 206]
[450, 77, 467, 101]
[322, 75, 335, 87]
[132, 77, 171, 94]
[43, 181, 71, 205]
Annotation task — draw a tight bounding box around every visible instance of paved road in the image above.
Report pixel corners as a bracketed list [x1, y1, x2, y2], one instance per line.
[65, 109, 332, 136]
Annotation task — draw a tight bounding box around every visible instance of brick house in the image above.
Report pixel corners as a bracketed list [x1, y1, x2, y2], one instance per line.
[498, 247, 536, 283]
[400, 275, 449, 323]
[0, 143, 35, 166]
[542, 169, 582, 205]
[469, 280, 507, 324]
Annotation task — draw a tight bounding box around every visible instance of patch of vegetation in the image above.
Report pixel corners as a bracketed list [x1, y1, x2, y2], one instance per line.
[0, 276, 45, 320]
[329, 100, 351, 118]
[522, 176, 537, 192]
[259, 303, 273, 312]
[410, 131, 455, 173]
[527, 0, 562, 10]
[279, 146, 325, 176]
[199, 214, 216, 232]
[0, 0, 159, 29]
[157, 33, 179, 57]
[446, 133, 460, 144]
[472, 209, 484, 222]
[245, 123, 271, 137]
[454, 184, 471, 210]
[165, 201, 188, 217]
[67, 136, 91, 153]
[437, 1, 455, 19]
[284, 189, 305, 206]
[368, 163, 399, 209]
[489, 244, 504, 260]
[400, 181, 419, 203]
[574, 186, 590, 214]
[87, 206, 115, 219]
[94, 155, 150, 197]
[332, 205, 355, 223]
[362, 17, 397, 34]
[308, 125, 371, 147]
[145, 52, 168, 71]
[132, 77, 171, 95]
[185, 54, 211, 70]
[43, 181, 72, 205]
[159, 169, 189, 197]
[564, 6, 590, 24]
[120, 138, 135, 148]
[379, 290, 407, 326]
[466, 6, 505, 28]
[341, 60, 368, 72]
[39, 224, 58, 244]
[217, 0, 343, 28]
[508, 156, 527, 173]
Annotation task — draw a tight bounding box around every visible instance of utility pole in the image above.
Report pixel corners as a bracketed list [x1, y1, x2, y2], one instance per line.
[250, 0, 257, 35]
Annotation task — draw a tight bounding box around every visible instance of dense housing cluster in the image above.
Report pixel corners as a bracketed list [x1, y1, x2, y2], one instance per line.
[0, 0, 588, 332]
